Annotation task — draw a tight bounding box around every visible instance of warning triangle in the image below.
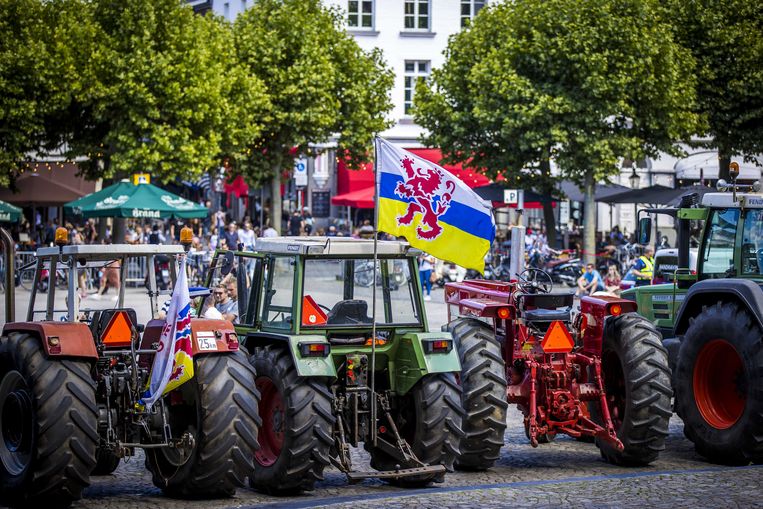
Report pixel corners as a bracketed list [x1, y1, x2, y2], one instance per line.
[302, 295, 328, 326]
[102, 311, 134, 347]
[540, 320, 574, 353]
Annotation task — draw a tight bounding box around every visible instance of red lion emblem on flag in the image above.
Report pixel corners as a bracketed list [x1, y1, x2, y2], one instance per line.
[394, 156, 456, 240]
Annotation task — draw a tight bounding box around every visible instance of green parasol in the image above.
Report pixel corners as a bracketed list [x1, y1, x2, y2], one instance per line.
[64, 179, 208, 219]
[0, 200, 23, 222]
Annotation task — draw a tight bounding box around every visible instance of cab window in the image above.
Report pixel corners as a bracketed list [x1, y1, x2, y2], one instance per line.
[262, 256, 295, 329]
[700, 208, 739, 277]
[741, 209, 763, 275]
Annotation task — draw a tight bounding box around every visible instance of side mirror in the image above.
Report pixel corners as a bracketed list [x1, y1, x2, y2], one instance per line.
[638, 217, 652, 245]
[220, 251, 235, 276]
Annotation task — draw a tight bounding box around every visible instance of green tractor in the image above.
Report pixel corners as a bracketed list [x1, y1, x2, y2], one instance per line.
[624, 165, 763, 465]
[203, 237, 463, 494]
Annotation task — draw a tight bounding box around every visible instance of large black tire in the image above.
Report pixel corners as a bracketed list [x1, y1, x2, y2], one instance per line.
[91, 445, 120, 475]
[675, 302, 763, 465]
[595, 313, 672, 466]
[0, 332, 98, 507]
[146, 350, 261, 497]
[368, 373, 463, 488]
[446, 318, 508, 470]
[249, 345, 334, 495]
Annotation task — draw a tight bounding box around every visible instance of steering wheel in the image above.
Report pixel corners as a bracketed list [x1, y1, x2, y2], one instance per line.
[317, 303, 332, 313]
[516, 268, 553, 294]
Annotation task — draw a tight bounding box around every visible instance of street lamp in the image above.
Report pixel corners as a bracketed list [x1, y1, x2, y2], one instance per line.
[629, 162, 640, 189]
[629, 163, 640, 240]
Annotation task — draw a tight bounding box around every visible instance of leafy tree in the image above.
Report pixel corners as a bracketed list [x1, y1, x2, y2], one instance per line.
[233, 0, 393, 232]
[0, 0, 92, 186]
[64, 0, 268, 184]
[415, 0, 698, 258]
[665, 0, 763, 180]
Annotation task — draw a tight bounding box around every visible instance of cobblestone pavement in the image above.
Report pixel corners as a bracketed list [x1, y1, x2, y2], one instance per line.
[28, 414, 754, 509]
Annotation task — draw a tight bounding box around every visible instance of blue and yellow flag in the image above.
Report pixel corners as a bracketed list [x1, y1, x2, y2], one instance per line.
[375, 137, 495, 273]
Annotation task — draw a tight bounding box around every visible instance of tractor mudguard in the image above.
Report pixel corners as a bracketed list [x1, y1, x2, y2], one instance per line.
[395, 332, 460, 395]
[674, 279, 763, 335]
[141, 319, 241, 358]
[2, 321, 98, 359]
[240, 331, 336, 377]
[578, 295, 638, 355]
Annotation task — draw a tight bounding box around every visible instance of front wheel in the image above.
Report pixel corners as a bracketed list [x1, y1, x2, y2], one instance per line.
[675, 302, 763, 465]
[0, 332, 97, 507]
[146, 350, 261, 497]
[248, 345, 334, 495]
[368, 373, 463, 487]
[595, 313, 672, 466]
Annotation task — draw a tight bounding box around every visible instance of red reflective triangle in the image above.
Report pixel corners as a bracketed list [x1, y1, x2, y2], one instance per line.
[102, 311, 133, 347]
[301, 295, 327, 326]
[540, 320, 574, 353]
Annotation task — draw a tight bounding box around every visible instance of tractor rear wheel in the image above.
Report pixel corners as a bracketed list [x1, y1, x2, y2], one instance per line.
[368, 373, 463, 487]
[595, 313, 672, 466]
[675, 302, 763, 465]
[248, 345, 334, 495]
[446, 318, 508, 470]
[0, 332, 98, 507]
[146, 350, 261, 497]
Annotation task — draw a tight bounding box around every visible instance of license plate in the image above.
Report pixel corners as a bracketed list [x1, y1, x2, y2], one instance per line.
[196, 332, 217, 351]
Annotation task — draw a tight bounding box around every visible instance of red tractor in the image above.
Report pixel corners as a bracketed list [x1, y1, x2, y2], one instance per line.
[445, 268, 672, 468]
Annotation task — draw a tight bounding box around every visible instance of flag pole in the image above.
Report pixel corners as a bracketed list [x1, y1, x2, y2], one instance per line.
[370, 136, 380, 446]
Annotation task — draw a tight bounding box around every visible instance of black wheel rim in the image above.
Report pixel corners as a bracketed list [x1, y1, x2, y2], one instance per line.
[0, 371, 34, 476]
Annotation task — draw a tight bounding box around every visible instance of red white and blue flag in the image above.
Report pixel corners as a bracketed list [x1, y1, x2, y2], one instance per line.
[141, 257, 194, 409]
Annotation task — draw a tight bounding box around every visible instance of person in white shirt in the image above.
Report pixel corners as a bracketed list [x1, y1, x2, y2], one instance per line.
[238, 220, 256, 251]
[262, 222, 278, 238]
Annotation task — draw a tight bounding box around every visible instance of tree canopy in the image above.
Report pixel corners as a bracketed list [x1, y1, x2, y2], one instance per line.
[415, 0, 699, 248]
[665, 0, 763, 179]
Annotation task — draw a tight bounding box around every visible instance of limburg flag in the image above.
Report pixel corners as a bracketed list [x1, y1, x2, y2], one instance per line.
[375, 137, 495, 272]
[140, 256, 194, 409]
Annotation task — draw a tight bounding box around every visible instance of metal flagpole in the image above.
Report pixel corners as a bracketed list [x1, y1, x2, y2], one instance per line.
[370, 136, 380, 445]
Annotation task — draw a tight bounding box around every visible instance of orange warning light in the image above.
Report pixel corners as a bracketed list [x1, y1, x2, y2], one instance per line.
[101, 311, 134, 348]
[608, 304, 622, 316]
[540, 321, 574, 353]
[301, 295, 328, 326]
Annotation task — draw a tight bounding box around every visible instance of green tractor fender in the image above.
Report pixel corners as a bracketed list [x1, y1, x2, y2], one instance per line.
[242, 332, 336, 378]
[674, 279, 763, 336]
[393, 331, 461, 395]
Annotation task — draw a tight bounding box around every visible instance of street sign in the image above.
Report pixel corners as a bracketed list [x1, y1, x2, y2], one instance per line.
[133, 173, 150, 185]
[294, 158, 308, 187]
[559, 200, 570, 225]
[503, 189, 519, 204]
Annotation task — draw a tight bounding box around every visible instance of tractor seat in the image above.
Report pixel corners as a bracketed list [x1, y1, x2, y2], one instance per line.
[327, 300, 373, 325]
[523, 307, 572, 323]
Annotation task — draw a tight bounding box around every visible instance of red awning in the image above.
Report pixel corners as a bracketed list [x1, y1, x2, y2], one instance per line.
[224, 175, 249, 198]
[331, 186, 374, 209]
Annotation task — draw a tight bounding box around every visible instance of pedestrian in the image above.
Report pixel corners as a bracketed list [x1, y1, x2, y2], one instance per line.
[148, 224, 165, 245]
[239, 220, 256, 251]
[215, 208, 226, 232]
[222, 222, 239, 250]
[303, 210, 314, 235]
[91, 259, 120, 301]
[576, 264, 605, 296]
[288, 210, 303, 236]
[213, 282, 238, 322]
[419, 253, 435, 301]
[605, 265, 622, 296]
[262, 222, 278, 238]
[327, 225, 338, 237]
[632, 246, 655, 286]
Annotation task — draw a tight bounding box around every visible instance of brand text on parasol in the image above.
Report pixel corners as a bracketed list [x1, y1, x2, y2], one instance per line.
[160, 195, 196, 210]
[95, 195, 130, 209]
[132, 209, 161, 218]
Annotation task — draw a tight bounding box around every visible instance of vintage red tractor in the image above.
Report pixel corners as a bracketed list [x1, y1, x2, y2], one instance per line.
[445, 268, 672, 468]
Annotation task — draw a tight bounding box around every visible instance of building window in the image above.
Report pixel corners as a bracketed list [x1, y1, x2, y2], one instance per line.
[404, 0, 430, 30]
[348, 0, 374, 29]
[460, 0, 485, 27]
[404, 60, 430, 115]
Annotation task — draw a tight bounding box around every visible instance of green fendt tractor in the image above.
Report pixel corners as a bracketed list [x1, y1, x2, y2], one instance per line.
[624, 164, 763, 465]
[203, 237, 463, 494]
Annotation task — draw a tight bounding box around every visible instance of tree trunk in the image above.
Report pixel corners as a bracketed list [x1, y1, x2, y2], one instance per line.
[583, 169, 596, 266]
[539, 158, 557, 248]
[718, 151, 731, 182]
[270, 173, 282, 234]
